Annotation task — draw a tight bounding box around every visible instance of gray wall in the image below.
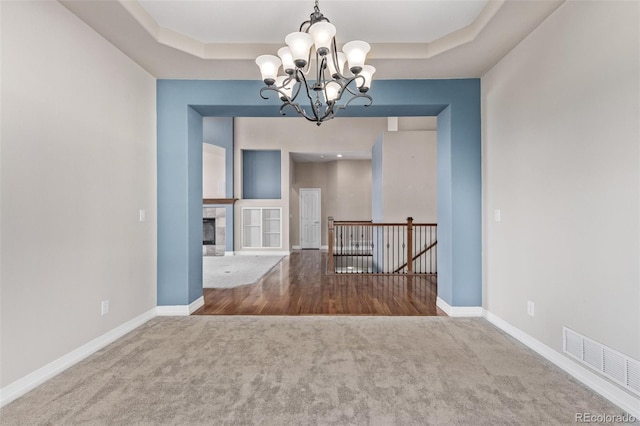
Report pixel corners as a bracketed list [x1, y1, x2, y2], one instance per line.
[1, 1, 157, 387]
[482, 0, 639, 361]
[381, 131, 437, 223]
[371, 135, 383, 222]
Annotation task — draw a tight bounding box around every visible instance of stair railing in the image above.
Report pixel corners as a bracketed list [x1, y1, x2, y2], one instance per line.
[328, 217, 437, 275]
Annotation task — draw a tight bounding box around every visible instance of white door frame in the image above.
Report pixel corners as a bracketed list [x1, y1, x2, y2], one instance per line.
[299, 188, 321, 249]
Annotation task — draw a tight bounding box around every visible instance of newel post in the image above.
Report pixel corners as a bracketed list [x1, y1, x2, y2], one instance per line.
[328, 216, 335, 273]
[406, 217, 413, 274]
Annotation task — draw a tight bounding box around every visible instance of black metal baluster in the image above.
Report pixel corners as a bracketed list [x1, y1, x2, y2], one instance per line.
[435, 225, 437, 275]
[386, 226, 389, 274]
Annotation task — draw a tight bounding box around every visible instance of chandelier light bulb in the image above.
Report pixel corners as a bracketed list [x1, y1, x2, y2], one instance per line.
[358, 65, 376, 92]
[326, 52, 347, 78]
[285, 32, 314, 68]
[342, 40, 370, 75]
[308, 22, 336, 56]
[255, 55, 281, 86]
[277, 47, 296, 74]
[325, 81, 341, 103]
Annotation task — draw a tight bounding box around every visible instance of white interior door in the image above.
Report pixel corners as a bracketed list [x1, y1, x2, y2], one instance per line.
[300, 188, 321, 249]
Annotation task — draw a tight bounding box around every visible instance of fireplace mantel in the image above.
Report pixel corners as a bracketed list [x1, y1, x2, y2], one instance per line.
[203, 198, 237, 205]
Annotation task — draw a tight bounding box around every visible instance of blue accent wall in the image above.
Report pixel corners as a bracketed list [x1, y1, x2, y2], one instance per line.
[437, 107, 453, 305]
[242, 150, 282, 199]
[187, 107, 203, 304]
[157, 79, 481, 307]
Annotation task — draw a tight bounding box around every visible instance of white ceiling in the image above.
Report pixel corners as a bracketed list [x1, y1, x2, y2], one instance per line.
[59, 0, 565, 80]
[137, 0, 488, 44]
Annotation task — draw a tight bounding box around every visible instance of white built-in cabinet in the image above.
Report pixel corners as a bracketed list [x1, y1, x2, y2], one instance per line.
[242, 207, 281, 248]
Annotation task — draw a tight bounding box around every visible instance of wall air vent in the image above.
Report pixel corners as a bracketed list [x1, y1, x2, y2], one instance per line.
[563, 327, 640, 396]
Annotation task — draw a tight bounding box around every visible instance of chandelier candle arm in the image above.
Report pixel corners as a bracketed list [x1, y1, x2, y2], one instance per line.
[275, 76, 296, 100]
[256, 0, 373, 126]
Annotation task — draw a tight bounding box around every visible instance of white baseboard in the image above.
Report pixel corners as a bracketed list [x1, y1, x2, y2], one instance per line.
[483, 310, 640, 418]
[0, 307, 157, 407]
[436, 297, 483, 317]
[320, 245, 328, 251]
[156, 305, 189, 316]
[189, 296, 204, 314]
[291, 245, 301, 250]
[224, 251, 234, 256]
[156, 296, 204, 316]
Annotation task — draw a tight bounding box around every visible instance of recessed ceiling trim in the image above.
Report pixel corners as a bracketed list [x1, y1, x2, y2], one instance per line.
[427, 0, 505, 58]
[119, 0, 159, 39]
[118, 0, 505, 61]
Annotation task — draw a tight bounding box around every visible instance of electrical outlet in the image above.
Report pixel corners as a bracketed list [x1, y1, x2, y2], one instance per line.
[527, 301, 534, 317]
[101, 300, 109, 316]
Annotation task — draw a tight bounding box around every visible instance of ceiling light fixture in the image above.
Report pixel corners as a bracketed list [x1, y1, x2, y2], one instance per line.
[255, 0, 375, 126]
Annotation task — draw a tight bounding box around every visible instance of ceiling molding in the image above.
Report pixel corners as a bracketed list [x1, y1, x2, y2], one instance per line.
[118, 0, 505, 61]
[58, 0, 565, 79]
[427, 0, 504, 58]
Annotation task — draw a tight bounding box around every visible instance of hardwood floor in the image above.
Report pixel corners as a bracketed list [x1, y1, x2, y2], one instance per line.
[193, 250, 446, 316]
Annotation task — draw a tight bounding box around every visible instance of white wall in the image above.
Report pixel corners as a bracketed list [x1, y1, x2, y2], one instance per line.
[483, 0, 639, 369]
[1, 1, 157, 388]
[203, 143, 225, 199]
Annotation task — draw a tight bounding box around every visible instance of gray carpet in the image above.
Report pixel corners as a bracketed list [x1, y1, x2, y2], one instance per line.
[1, 316, 634, 425]
[203, 255, 284, 288]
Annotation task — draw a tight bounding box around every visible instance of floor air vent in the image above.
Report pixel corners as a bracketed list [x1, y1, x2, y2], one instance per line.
[563, 327, 640, 396]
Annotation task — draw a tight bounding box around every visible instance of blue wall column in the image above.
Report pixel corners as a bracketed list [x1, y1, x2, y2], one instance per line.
[187, 108, 204, 304]
[157, 79, 481, 308]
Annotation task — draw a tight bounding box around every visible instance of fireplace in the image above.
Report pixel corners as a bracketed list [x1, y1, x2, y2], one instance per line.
[203, 218, 216, 245]
[203, 207, 226, 256]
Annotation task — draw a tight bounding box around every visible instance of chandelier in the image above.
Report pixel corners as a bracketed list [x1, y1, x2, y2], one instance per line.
[255, 0, 375, 126]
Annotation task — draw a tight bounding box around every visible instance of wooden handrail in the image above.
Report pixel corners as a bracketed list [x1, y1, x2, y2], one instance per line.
[333, 221, 437, 226]
[393, 240, 438, 273]
[203, 198, 238, 205]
